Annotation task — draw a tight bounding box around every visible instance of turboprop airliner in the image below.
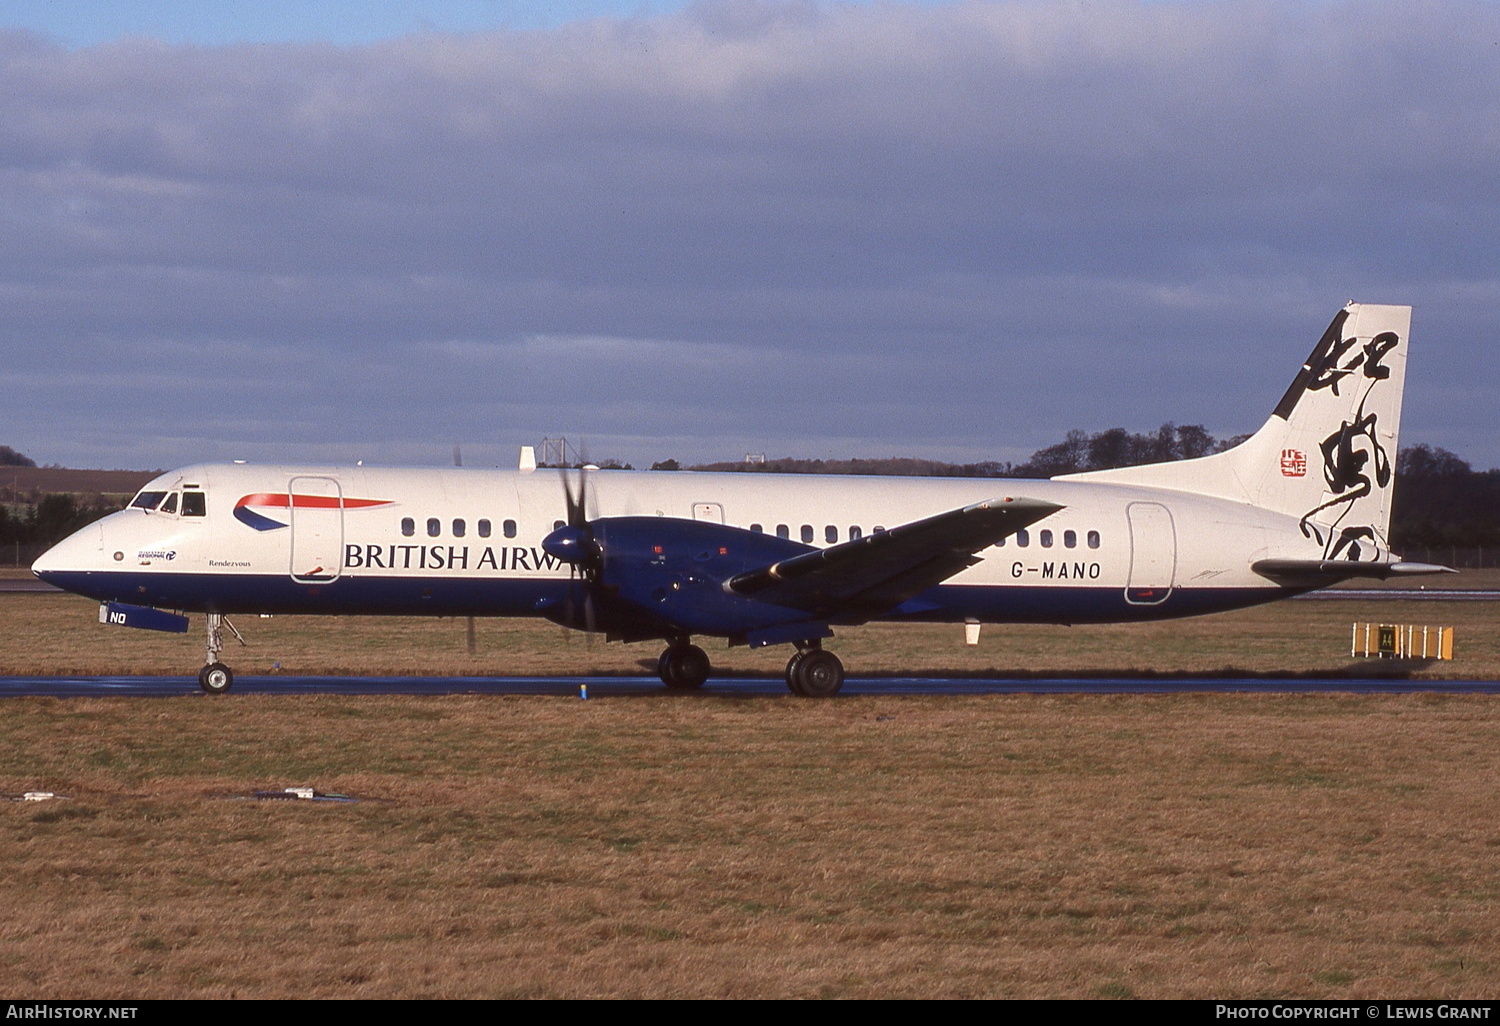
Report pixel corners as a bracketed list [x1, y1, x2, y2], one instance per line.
[32, 302, 1449, 695]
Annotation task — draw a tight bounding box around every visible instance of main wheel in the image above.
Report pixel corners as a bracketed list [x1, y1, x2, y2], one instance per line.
[660, 644, 710, 690]
[784, 650, 808, 695]
[791, 650, 844, 697]
[198, 662, 234, 694]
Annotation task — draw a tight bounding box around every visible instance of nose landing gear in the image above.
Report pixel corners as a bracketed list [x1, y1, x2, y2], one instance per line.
[198, 613, 246, 694]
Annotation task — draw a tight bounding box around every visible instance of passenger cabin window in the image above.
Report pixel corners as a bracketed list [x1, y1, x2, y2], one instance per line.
[504, 519, 517, 538]
[1087, 530, 1101, 549]
[401, 517, 415, 537]
[750, 523, 763, 533]
[452, 519, 466, 538]
[1015, 529, 1029, 547]
[825, 525, 838, 544]
[553, 520, 564, 531]
[427, 518, 441, 537]
[1064, 530, 1077, 548]
[776, 525, 789, 540]
[1040, 529, 1053, 548]
[478, 519, 491, 538]
[849, 526, 862, 540]
[181, 492, 206, 517]
[160, 493, 178, 515]
[131, 491, 167, 510]
[800, 525, 814, 544]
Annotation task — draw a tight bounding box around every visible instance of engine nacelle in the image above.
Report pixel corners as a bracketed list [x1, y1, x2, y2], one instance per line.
[587, 517, 825, 639]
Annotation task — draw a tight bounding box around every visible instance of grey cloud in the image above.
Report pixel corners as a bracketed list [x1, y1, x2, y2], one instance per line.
[1, 3, 1498, 471]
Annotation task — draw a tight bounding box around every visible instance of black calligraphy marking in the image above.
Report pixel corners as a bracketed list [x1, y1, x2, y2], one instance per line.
[1359, 331, 1398, 381]
[1328, 526, 1378, 562]
[1305, 335, 1359, 396]
[1298, 396, 1393, 560]
[1320, 409, 1390, 497]
[1273, 310, 1351, 419]
[1272, 313, 1403, 420]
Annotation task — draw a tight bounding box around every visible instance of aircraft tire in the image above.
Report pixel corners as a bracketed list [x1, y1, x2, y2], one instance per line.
[660, 644, 710, 690]
[784, 651, 808, 695]
[791, 650, 843, 698]
[199, 662, 234, 694]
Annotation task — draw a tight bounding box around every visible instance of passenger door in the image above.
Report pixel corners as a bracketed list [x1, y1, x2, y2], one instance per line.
[288, 476, 344, 583]
[1125, 502, 1176, 605]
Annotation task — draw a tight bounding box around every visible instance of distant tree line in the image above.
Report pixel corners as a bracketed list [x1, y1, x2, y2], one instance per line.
[684, 455, 1015, 478]
[0, 445, 35, 467]
[0, 493, 118, 550]
[1391, 444, 1500, 548]
[683, 423, 1244, 479]
[1004, 423, 1252, 478]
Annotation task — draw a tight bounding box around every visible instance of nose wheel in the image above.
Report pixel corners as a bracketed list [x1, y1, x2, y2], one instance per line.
[658, 642, 711, 689]
[199, 662, 234, 694]
[198, 613, 245, 694]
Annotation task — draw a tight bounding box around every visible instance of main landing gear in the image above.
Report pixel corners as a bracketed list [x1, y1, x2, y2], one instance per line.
[654, 638, 846, 697]
[657, 641, 711, 690]
[198, 612, 245, 694]
[784, 642, 844, 698]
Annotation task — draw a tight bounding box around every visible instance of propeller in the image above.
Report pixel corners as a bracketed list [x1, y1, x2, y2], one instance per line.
[542, 458, 602, 634]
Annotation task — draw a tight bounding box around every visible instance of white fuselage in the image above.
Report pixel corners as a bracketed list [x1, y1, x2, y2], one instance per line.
[35, 461, 1309, 626]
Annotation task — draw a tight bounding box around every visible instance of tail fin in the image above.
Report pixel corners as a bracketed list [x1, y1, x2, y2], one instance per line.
[1062, 302, 1411, 561]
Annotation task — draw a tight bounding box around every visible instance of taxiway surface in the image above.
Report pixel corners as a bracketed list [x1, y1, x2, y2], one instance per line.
[1, 674, 1497, 697]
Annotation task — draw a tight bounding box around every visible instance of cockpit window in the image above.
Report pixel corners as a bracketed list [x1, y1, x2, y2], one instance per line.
[160, 493, 179, 515]
[131, 491, 167, 510]
[181, 491, 206, 517]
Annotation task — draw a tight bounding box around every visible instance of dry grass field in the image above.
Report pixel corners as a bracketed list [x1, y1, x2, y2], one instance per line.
[0, 587, 1497, 998]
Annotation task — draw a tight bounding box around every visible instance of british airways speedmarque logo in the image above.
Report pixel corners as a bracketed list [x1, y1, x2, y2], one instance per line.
[234, 493, 394, 532]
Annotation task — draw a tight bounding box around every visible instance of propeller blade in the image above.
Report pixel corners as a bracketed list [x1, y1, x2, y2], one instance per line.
[545, 444, 602, 635]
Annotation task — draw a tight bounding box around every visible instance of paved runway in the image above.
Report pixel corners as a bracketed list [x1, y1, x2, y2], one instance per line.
[0, 578, 62, 592]
[1295, 588, 1500, 601]
[2, 674, 1497, 697]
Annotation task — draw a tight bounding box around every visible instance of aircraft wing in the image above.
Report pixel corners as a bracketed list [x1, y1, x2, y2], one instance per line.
[727, 496, 1062, 620]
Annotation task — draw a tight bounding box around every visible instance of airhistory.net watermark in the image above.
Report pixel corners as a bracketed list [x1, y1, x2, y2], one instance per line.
[5, 1007, 137, 1020]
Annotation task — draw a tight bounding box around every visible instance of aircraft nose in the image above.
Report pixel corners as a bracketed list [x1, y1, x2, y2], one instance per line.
[31, 523, 103, 583]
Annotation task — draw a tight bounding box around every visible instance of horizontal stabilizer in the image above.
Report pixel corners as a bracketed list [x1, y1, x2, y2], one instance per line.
[1251, 559, 1456, 586]
[729, 496, 1062, 619]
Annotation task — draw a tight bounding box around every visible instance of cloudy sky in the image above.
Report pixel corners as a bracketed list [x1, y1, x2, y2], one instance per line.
[2, 1, 1498, 472]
